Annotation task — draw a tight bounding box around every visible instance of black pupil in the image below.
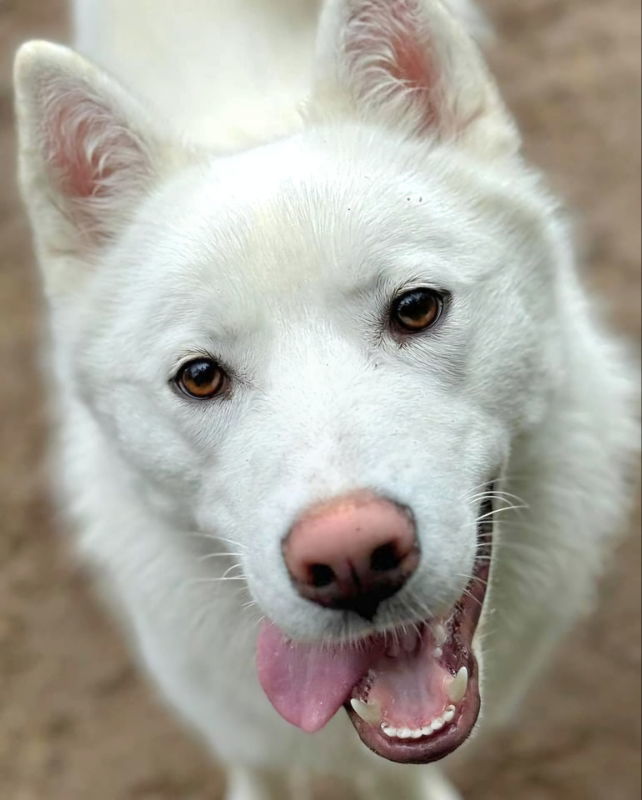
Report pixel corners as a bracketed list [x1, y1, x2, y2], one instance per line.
[396, 290, 435, 322]
[186, 360, 217, 387]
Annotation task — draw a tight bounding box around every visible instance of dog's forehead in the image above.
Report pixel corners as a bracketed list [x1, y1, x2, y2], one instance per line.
[117, 129, 538, 352]
[180, 141, 428, 287]
[146, 133, 496, 306]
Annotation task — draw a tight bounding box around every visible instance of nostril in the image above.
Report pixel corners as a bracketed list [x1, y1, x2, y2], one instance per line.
[284, 493, 419, 617]
[308, 563, 336, 588]
[370, 542, 402, 573]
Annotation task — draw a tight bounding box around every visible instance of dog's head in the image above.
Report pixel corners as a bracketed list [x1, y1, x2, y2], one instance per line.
[15, 0, 563, 763]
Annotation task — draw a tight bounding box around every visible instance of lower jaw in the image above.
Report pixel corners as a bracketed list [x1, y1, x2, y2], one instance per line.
[345, 652, 481, 764]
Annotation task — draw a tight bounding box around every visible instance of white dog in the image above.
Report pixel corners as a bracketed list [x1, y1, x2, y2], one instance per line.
[13, 1, 637, 798]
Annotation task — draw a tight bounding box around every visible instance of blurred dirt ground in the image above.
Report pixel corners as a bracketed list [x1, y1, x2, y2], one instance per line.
[0, 1, 640, 798]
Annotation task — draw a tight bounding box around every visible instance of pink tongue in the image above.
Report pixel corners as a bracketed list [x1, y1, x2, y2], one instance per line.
[257, 621, 374, 733]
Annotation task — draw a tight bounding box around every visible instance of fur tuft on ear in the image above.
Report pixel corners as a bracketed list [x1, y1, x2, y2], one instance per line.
[40, 80, 149, 205]
[310, 0, 518, 156]
[14, 41, 165, 267]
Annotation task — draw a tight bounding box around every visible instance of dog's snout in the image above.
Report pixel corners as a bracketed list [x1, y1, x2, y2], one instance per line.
[283, 491, 419, 620]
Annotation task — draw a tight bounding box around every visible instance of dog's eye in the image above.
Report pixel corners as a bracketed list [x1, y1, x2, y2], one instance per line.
[175, 358, 227, 399]
[390, 288, 446, 333]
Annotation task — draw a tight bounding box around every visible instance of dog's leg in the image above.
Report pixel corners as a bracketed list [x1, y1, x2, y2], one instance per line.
[356, 768, 462, 800]
[225, 767, 287, 800]
[225, 768, 266, 800]
[419, 770, 463, 800]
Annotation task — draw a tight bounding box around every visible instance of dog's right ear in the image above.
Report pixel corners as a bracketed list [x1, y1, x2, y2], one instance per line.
[310, 0, 519, 158]
[14, 41, 172, 295]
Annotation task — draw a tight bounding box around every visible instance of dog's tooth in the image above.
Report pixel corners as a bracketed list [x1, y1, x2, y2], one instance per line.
[443, 706, 456, 723]
[350, 698, 382, 726]
[409, 728, 423, 739]
[433, 647, 443, 659]
[446, 666, 469, 704]
[433, 623, 447, 646]
[431, 716, 445, 732]
[421, 726, 433, 737]
[397, 728, 412, 739]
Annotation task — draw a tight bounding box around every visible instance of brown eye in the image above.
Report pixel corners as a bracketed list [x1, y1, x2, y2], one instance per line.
[176, 358, 227, 399]
[391, 288, 446, 333]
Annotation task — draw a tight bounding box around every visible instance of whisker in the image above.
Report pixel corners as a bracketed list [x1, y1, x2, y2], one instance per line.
[468, 490, 528, 507]
[185, 576, 247, 587]
[197, 551, 245, 563]
[455, 573, 488, 589]
[222, 563, 245, 579]
[460, 588, 483, 608]
[189, 532, 248, 551]
[477, 503, 529, 521]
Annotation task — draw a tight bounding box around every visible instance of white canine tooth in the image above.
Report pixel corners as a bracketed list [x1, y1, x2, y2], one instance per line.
[409, 729, 423, 739]
[447, 666, 469, 704]
[431, 716, 445, 732]
[443, 707, 456, 723]
[350, 698, 382, 726]
[433, 624, 447, 646]
[421, 726, 433, 737]
[433, 647, 443, 659]
[382, 725, 398, 738]
[397, 728, 412, 739]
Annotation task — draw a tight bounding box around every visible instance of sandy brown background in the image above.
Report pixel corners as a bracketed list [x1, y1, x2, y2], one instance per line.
[0, 1, 640, 798]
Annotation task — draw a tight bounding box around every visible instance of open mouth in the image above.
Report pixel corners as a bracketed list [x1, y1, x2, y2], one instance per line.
[257, 496, 493, 764]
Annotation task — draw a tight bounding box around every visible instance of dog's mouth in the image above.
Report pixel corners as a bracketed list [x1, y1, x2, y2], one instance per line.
[257, 498, 492, 764]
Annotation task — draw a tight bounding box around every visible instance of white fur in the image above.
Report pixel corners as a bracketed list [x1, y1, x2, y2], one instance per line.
[14, 1, 637, 798]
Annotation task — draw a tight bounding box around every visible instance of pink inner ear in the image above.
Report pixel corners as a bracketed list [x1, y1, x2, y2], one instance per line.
[347, 0, 443, 134]
[389, 22, 440, 130]
[44, 86, 141, 200]
[387, 0, 436, 87]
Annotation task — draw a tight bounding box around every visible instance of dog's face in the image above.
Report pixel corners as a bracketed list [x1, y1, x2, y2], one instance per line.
[16, 0, 562, 764]
[73, 129, 553, 628]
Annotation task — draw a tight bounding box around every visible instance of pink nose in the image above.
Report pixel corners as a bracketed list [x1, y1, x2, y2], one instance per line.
[283, 491, 419, 620]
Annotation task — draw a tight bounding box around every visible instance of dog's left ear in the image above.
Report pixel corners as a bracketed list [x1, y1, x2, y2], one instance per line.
[14, 41, 182, 297]
[311, 0, 519, 157]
